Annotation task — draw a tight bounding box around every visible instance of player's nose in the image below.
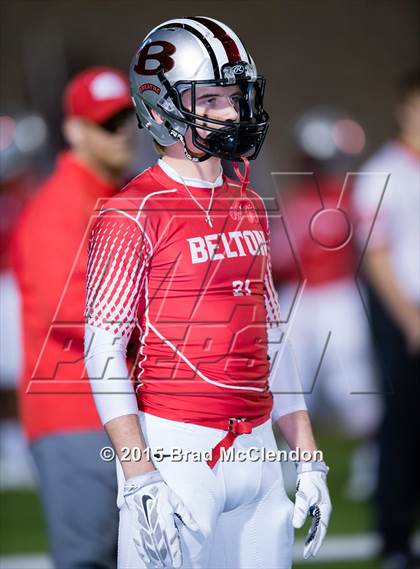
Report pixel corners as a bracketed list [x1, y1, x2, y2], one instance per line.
[216, 99, 239, 123]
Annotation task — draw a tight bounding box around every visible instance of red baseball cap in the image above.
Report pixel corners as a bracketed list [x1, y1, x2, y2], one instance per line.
[63, 66, 133, 124]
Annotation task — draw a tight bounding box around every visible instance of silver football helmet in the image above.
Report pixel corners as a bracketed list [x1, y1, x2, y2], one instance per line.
[129, 16, 269, 161]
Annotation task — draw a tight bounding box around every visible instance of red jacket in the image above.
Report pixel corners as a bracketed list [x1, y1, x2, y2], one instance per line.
[12, 152, 117, 441]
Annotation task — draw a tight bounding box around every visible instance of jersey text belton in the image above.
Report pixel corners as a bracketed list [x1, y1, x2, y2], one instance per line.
[187, 229, 268, 264]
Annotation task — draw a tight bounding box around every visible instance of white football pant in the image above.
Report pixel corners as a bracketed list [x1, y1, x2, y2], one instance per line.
[116, 412, 294, 569]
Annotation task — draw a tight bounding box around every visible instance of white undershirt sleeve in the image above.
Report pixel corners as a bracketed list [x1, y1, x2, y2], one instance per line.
[85, 324, 139, 425]
[268, 326, 307, 421]
[262, 210, 307, 420]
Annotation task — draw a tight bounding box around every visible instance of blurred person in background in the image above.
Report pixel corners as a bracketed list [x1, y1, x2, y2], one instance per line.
[353, 68, 420, 569]
[0, 111, 48, 488]
[11, 67, 137, 569]
[270, 109, 382, 500]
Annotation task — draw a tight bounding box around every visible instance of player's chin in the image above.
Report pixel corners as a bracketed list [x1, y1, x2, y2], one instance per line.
[192, 130, 215, 154]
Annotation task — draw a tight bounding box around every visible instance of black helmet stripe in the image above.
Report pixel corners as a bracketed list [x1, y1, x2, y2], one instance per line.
[166, 23, 221, 80]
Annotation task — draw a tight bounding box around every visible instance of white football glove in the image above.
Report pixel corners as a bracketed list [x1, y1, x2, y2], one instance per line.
[124, 470, 199, 568]
[293, 461, 332, 559]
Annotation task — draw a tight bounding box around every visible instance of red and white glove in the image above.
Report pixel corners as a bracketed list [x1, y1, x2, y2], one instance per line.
[293, 461, 332, 559]
[124, 470, 199, 568]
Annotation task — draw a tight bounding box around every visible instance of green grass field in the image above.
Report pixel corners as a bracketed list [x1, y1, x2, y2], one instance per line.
[0, 429, 381, 567]
[0, 490, 48, 555]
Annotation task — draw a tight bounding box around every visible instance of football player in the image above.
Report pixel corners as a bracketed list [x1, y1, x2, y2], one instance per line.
[84, 17, 331, 568]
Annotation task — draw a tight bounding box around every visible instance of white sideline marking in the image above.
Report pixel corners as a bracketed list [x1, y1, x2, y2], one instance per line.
[0, 554, 53, 569]
[293, 533, 381, 562]
[0, 533, 419, 567]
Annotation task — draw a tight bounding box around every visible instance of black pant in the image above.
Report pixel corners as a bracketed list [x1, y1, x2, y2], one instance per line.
[369, 289, 420, 556]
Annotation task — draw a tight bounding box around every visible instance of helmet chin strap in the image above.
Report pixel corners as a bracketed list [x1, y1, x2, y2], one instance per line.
[185, 141, 211, 162]
[168, 126, 211, 162]
[183, 132, 213, 162]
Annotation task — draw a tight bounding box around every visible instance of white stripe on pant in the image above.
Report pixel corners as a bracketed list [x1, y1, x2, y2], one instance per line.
[116, 413, 294, 569]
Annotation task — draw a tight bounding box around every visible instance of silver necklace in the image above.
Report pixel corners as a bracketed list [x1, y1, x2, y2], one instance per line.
[178, 175, 217, 228]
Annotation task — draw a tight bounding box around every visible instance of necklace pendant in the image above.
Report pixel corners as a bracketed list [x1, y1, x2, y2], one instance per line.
[205, 215, 213, 227]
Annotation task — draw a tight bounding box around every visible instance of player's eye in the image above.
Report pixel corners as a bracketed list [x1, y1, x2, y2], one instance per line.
[230, 94, 242, 106]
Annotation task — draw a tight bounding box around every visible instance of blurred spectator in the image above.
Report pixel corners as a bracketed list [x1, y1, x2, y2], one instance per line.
[0, 110, 48, 488]
[271, 109, 381, 500]
[11, 67, 137, 569]
[353, 69, 420, 569]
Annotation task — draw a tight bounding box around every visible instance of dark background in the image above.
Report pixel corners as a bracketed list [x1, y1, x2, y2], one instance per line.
[1, 0, 419, 171]
[0, 2, 419, 567]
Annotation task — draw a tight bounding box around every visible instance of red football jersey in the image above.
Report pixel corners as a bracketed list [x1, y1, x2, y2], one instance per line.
[85, 161, 280, 428]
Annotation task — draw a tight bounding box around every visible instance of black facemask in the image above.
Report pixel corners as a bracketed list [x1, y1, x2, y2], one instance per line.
[157, 75, 270, 161]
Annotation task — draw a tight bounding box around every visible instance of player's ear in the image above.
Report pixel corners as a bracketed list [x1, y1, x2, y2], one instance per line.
[150, 107, 165, 125]
[63, 117, 88, 147]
